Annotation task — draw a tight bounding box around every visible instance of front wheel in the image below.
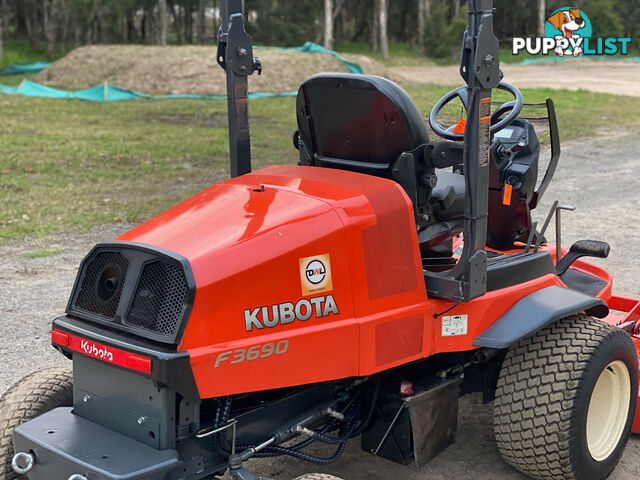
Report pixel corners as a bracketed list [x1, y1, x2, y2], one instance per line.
[494, 315, 638, 480]
[0, 367, 73, 480]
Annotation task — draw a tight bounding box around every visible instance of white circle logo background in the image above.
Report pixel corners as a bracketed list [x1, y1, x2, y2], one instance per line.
[305, 260, 326, 285]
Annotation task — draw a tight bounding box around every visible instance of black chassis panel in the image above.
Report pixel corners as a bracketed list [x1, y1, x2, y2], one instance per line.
[13, 407, 179, 480]
[73, 355, 177, 449]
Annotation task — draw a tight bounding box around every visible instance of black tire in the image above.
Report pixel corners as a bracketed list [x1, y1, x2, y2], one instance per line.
[0, 367, 73, 480]
[293, 475, 344, 480]
[494, 315, 638, 480]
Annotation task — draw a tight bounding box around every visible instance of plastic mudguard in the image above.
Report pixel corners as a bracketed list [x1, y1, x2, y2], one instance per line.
[13, 407, 179, 480]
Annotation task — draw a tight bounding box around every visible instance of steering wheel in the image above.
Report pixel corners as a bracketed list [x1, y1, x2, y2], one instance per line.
[429, 82, 523, 141]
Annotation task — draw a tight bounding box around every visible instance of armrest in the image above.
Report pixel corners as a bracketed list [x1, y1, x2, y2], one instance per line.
[428, 141, 464, 169]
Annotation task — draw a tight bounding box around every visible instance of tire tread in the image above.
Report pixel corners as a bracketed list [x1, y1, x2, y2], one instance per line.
[494, 315, 630, 479]
[0, 367, 72, 480]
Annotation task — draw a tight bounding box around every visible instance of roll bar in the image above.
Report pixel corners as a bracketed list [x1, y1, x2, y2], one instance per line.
[424, 0, 500, 301]
[218, 0, 261, 177]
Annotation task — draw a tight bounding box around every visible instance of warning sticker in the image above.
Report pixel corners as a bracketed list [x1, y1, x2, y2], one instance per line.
[442, 314, 468, 336]
[478, 97, 491, 167]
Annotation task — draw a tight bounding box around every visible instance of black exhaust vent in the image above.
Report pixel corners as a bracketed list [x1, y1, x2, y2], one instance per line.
[67, 242, 195, 345]
[75, 251, 129, 319]
[125, 261, 189, 337]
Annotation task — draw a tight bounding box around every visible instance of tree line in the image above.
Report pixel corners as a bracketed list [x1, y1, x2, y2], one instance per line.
[0, 0, 636, 62]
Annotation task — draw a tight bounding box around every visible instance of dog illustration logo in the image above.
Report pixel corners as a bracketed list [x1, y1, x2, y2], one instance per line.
[513, 7, 631, 57]
[545, 7, 591, 56]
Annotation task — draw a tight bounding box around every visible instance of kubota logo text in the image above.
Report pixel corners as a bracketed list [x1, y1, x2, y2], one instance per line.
[80, 339, 114, 362]
[244, 295, 339, 331]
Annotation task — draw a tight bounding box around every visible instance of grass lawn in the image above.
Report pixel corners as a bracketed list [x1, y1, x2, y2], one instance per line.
[23, 248, 64, 258]
[0, 73, 35, 86]
[1, 84, 639, 241]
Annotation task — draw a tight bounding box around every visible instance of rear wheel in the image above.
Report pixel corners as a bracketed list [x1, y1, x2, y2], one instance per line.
[494, 315, 638, 480]
[0, 367, 73, 480]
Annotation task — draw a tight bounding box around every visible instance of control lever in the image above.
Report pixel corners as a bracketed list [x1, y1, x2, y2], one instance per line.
[533, 200, 559, 253]
[556, 240, 610, 275]
[524, 221, 538, 252]
[506, 141, 526, 154]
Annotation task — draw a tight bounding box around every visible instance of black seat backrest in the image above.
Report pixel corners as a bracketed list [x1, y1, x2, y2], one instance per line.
[296, 73, 430, 178]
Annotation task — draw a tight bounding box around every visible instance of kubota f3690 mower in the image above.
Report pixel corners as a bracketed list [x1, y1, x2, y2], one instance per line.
[2, 1, 639, 479]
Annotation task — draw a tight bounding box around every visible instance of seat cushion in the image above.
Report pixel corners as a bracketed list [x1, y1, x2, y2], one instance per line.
[296, 73, 429, 177]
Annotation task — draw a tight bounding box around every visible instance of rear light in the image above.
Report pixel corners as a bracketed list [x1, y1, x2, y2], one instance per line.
[51, 330, 69, 347]
[127, 354, 152, 373]
[51, 329, 152, 374]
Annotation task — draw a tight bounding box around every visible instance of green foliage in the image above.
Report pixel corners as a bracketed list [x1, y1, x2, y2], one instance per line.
[0, 40, 49, 69]
[245, 0, 322, 47]
[1, 0, 636, 62]
[585, 0, 625, 37]
[617, 0, 640, 38]
[424, 3, 467, 60]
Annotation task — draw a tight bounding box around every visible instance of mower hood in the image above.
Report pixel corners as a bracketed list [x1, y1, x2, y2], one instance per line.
[115, 165, 426, 354]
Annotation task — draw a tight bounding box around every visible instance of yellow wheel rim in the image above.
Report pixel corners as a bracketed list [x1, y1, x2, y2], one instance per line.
[586, 360, 631, 461]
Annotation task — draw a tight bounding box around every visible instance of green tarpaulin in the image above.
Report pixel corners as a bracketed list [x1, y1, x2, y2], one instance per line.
[0, 80, 297, 102]
[0, 62, 51, 75]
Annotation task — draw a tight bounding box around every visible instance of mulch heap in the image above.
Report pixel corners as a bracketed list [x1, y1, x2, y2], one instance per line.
[33, 45, 404, 96]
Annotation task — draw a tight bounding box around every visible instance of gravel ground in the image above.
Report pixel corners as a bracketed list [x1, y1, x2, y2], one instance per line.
[0, 131, 638, 479]
[392, 59, 640, 97]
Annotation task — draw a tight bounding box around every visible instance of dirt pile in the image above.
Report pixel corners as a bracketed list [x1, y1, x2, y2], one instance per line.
[33, 45, 404, 95]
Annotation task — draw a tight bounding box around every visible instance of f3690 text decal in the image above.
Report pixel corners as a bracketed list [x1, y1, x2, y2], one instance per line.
[214, 340, 289, 368]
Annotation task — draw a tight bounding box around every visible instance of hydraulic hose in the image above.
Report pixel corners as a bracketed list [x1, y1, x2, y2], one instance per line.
[350, 377, 381, 437]
[214, 396, 233, 453]
[212, 388, 362, 464]
[256, 441, 347, 464]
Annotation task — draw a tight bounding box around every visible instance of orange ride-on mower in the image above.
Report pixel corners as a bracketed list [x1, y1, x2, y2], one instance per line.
[2, 1, 639, 480]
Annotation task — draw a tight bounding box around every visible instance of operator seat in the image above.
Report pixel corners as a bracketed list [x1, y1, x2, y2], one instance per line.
[294, 73, 466, 248]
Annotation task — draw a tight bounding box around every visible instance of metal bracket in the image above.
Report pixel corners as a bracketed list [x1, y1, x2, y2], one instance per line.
[554, 204, 576, 263]
[393, 149, 432, 231]
[372, 403, 406, 455]
[472, 14, 500, 89]
[195, 418, 237, 451]
[226, 14, 258, 77]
